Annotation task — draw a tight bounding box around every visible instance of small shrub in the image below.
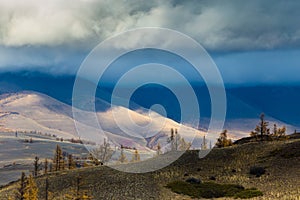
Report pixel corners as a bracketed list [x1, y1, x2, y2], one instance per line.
[185, 177, 201, 184]
[250, 166, 265, 177]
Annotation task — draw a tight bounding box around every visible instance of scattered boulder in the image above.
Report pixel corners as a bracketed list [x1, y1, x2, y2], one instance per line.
[236, 185, 245, 190]
[250, 166, 266, 177]
[186, 177, 201, 184]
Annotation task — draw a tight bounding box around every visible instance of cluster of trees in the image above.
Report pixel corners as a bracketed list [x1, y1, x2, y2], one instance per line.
[87, 138, 143, 165]
[90, 139, 113, 165]
[14, 173, 92, 200]
[167, 128, 191, 151]
[90, 134, 194, 163]
[29, 145, 78, 179]
[167, 128, 217, 151]
[250, 113, 287, 141]
[109, 128, 193, 162]
[69, 138, 84, 144]
[23, 138, 33, 143]
[117, 146, 141, 163]
[200, 135, 215, 150]
[64, 176, 93, 199]
[31, 144, 76, 176]
[15, 130, 57, 139]
[53, 144, 77, 171]
[214, 113, 289, 149]
[15, 172, 38, 200]
[13, 142, 95, 200]
[15, 130, 95, 146]
[216, 130, 233, 148]
[89, 138, 142, 165]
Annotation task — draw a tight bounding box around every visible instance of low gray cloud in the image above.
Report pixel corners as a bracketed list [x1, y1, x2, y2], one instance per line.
[0, 0, 300, 51]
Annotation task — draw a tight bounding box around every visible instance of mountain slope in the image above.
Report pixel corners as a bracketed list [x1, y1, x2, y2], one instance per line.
[0, 91, 206, 151]
[1, 72, 299, 137]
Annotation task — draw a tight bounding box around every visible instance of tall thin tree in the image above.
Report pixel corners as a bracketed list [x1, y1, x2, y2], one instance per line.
[53, 145, 63, 171]
[131, 149, 141, 162]
[16, 172, 26, 200]
[251, 113, 270, 141]
[45, 177, 49, 200]
[44, 158, 48, 175]
[118, 146, 127, 163]
[68, 154, 75, 170]
[33, 156, 39, 177]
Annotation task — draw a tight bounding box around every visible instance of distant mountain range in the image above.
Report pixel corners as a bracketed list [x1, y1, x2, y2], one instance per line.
[0, 72, 299, 138]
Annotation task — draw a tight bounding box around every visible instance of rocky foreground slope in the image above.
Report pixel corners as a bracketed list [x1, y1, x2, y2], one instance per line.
[0, 137, 299, 200]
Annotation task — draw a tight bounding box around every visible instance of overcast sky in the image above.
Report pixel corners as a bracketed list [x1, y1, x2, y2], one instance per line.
[0, 0, 300, 85]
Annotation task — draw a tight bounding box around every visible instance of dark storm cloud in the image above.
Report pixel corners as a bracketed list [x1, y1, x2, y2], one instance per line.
[0, 0, 300, 85]
[0, 0, 299, 51]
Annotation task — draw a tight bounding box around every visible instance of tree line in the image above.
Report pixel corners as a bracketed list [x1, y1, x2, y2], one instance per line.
[215, 113, 288, 148]
[13, 172, 93, 200]
[12, 144, 94, 200]
[250, 113, 287, 141]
